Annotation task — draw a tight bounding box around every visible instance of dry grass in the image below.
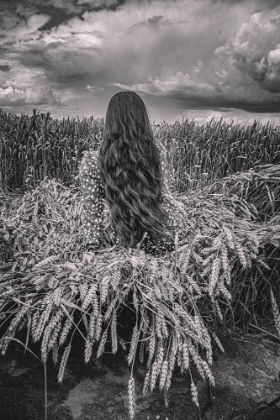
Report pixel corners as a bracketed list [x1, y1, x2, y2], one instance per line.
[207, 164, 280, 220]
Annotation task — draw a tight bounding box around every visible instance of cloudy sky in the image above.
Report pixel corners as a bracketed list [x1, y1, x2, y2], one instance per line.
[1, 0, 280, 124]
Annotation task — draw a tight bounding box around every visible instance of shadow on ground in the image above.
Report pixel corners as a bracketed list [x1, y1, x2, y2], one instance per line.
[0, 331, 280, 420]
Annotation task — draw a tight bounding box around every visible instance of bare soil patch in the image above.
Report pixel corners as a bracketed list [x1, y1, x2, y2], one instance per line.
[1, 330, 279, 420]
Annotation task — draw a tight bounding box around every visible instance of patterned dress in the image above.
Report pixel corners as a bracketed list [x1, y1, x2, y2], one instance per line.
[79, 140, 187, 256]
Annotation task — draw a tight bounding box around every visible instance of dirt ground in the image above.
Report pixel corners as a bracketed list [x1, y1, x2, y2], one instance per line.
[0, 329, 280, 420]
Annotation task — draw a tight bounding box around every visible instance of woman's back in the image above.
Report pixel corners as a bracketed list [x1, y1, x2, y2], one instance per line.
[79, 91, 187, 257]
[79, 137, 187, 256]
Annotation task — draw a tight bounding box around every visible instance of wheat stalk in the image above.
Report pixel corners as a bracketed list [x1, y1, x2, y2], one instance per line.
[58, 344, 71, 383]
[128, 376, 136, 419]
[270, 287, 280, 338]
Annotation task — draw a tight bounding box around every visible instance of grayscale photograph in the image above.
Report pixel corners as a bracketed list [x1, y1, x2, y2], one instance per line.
[0, 1, 280, 419]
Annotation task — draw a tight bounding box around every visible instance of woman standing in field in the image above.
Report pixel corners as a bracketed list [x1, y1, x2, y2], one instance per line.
[79, 91, 186, 262]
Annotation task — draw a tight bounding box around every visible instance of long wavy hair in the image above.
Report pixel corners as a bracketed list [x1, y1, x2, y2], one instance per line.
[98, 91, 171, 248]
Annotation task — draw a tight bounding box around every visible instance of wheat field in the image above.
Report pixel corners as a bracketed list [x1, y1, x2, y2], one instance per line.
[1, 109, 280, 192]
[0, 109, 280, 419]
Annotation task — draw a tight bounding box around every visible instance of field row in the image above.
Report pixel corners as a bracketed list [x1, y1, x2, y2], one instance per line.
[1, 109, 280, 192]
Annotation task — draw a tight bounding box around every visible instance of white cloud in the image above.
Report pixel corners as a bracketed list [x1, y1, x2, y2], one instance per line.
[214, 5, 280, 93]
[25, 86, 60, 105]
[0, 87, 26, 102]
[86, 85, 104, 91]
[268, 47, 280, 65]
[0, 86, 60, 105]
[215, 69, 228, 78]
[42, 27, 103, 47]
[110, 71, 215, 95]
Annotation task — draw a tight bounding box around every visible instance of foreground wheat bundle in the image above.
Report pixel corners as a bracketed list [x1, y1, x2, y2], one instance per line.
[1, 168, 280, 418]
[208, 164, 280, 220]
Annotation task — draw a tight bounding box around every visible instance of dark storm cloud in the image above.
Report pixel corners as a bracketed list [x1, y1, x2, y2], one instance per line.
[15, 47, 52, 69]
[95, 0, 128, 11]
[73, 0, 128, 13]
[165, 89, 280, 113]
[39, 9, 75, 31]
[130, 15, 173, 30]
[210, 0, 279, 5]
[0, 65, 11, 72]
[1, 0, 280, 123]
[0, 0, 128, 35]
[233, 52, 280, 93]
[12, 41, 104, 89]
